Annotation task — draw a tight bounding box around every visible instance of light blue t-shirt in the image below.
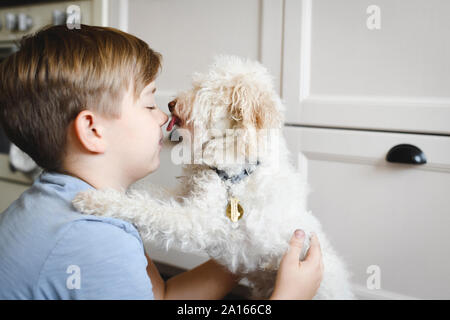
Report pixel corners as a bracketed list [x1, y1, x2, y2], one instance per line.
[0, 171, 154, 300]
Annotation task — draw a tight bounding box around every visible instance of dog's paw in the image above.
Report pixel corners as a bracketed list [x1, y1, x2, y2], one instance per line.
[72, 190, 101, 215]
[72, 189, 124, 216]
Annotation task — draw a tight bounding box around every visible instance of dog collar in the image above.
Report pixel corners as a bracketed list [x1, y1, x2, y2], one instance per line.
[209, 161, 261, 224]
[210, 160, 261, 184]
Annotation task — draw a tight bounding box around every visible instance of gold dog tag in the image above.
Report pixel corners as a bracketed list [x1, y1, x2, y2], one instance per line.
[226, 197, 244, 222]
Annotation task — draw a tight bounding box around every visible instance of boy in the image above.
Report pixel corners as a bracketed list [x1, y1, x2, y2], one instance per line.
[0, 25, 323, 299]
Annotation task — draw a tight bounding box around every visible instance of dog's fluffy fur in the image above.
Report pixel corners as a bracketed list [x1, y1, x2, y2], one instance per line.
[72, 55, 355, 299]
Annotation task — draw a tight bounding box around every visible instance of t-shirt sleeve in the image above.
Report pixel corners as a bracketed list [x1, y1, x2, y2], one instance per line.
[35, 219, 154, 300]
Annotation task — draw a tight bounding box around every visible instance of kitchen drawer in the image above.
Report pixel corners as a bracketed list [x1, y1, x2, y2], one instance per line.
[283, 125, 450, 299]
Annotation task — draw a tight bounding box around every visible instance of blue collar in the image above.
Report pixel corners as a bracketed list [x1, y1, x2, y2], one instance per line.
[211, 160, 261, 184]
[36, 170, 96, 201]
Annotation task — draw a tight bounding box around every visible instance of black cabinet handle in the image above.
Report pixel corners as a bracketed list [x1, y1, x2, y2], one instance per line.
[386, 144, 427, 165]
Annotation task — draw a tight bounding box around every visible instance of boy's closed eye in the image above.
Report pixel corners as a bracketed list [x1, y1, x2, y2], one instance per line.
[146, 106, 157, 110]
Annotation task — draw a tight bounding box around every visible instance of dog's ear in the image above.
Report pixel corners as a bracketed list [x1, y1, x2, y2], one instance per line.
[228, 76, 284, 130]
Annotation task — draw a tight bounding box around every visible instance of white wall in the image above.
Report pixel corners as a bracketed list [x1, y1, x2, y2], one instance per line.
[129, 0, 261, 92]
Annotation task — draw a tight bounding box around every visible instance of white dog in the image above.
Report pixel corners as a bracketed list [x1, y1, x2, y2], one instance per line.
[72, 55, 355, 299]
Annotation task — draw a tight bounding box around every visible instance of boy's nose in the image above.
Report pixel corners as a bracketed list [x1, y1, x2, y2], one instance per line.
[168, 100, 176, 113]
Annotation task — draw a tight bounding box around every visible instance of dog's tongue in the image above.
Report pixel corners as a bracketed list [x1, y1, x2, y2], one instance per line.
[167, 115, 178, 132]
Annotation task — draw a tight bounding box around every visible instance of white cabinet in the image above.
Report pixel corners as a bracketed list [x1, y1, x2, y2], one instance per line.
[284, 126, 450, 299]
[281, 0, 450, 299]
[282, 0, 450, 135]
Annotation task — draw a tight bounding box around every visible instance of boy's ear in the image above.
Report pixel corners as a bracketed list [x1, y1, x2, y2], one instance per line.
[73, 110, 106, 153]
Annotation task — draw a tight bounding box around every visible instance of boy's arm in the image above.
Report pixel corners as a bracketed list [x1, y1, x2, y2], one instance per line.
[145, 252, 166, 300]
[165, 259, 240, 300]
[145, 253, 240, 300]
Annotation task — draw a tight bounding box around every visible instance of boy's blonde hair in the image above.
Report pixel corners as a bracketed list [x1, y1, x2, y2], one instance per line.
[0, 24, 162, 173]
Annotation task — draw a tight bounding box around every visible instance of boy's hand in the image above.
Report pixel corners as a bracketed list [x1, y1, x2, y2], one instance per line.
[270, 230, 324, 300]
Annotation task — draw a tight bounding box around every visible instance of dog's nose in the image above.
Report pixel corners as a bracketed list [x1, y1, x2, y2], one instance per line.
[168, 100, 176, 113]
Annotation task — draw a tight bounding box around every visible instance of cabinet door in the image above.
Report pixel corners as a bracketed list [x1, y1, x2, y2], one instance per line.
[284, 126, 450, 299]
[283, 0, 450, 134]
